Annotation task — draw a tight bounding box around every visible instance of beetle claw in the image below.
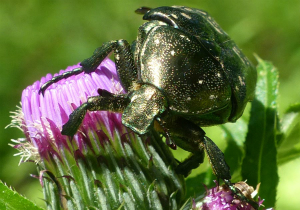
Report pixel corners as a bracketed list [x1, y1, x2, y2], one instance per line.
[166, 137, 177, 150]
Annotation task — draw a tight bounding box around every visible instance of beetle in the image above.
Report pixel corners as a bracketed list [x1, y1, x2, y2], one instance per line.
[40, 5, 257, 207]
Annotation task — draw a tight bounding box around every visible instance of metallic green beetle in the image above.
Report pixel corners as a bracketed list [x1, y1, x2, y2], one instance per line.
[40, 5, 257, 203]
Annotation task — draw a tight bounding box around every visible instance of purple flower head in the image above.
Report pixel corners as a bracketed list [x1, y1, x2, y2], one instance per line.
[9, 58, 185, 209]
[13, 58, 124, 162]
[195, 181, 269, 210]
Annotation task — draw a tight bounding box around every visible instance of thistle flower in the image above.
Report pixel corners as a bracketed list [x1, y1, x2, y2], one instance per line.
[9, 58, 185, 210]
[193, 181, 272, 210]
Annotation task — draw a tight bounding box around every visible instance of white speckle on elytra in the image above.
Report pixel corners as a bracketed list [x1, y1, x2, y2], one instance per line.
[171, 14, 178, 19]
[181, 12, 192, 19]
[238, 76, 245, 86]
[209, 95, 217, 100]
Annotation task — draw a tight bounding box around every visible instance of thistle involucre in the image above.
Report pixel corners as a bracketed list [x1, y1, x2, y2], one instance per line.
[10, 59, 185, 210]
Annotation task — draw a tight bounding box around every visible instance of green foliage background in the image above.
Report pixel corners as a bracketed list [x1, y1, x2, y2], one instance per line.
[1, 0, 299, 209]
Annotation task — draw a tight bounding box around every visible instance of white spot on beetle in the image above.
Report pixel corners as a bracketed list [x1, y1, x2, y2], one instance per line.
[209, 95, 217, 100]
[155, 39, 160, 45]
[184, 7, 193, 12]
[131, 95, 138, 102]
[179, 34, 190, 41]
[170, 106, 178, 111]
[198, 10, 207, 15]
[181, 12, 192, 19]
[217, 72, 221, 77]
[170, 50, 175, 56]
[198, 80, 203, 84]
[238, 76, 245, 86]
[171, 14, 178, 19]
[187, 97, 191, 101]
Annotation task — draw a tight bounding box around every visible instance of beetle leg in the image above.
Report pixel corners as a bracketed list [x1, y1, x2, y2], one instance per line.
[175, 152, 205, 177]
[155, 117, 177, 150]
[39, 68, 84, 95]
[202, 136, 231, 180]
[61, 93, 130, 137]
[160, 116, 231, 180]
[161, 117, 259, 208]
[157, 116, 206, 177]
[39, 39, 137, 95]
[81, 40, 137, 92]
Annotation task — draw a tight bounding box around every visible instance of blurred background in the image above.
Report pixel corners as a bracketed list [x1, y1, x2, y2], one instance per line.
[1, 0, 299, 209]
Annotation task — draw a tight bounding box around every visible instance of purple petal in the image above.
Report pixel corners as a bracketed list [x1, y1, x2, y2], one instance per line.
[20, 58, 125, 159]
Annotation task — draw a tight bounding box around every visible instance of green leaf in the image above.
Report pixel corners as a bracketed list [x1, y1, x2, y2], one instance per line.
[279, 103, 300, 144]
[0, 181, 44, 210]
[241, 56, 279, 208]
[222, 117, 247, 178]
[278, 103, 300, 165]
